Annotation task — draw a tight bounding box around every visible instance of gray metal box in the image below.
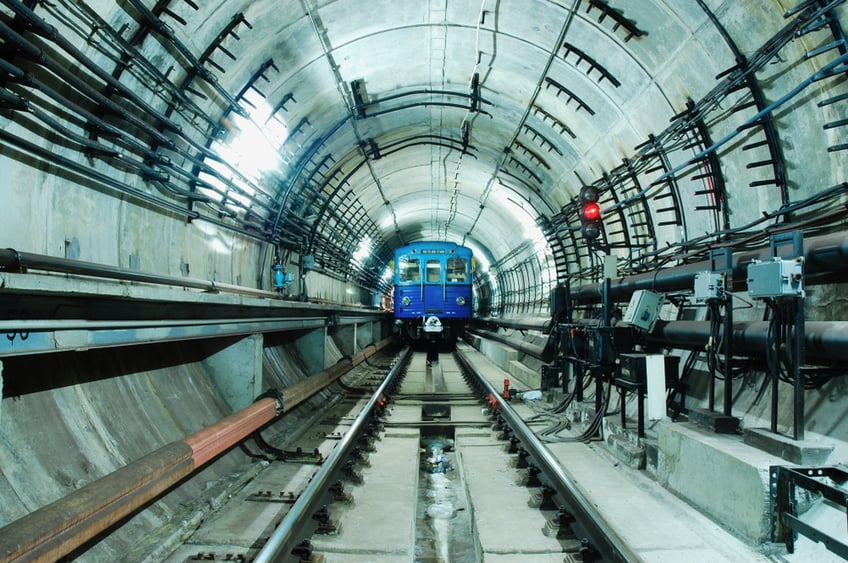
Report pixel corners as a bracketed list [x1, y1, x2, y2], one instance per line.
[622, 289, 664, 332]
[694, 271, 725, 303]
[746, 258, 804, 299]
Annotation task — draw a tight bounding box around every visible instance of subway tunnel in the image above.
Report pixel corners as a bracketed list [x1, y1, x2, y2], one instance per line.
[2, 0, 848, 561]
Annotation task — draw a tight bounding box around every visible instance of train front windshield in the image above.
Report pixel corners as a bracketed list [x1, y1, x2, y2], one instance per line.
[446, 257, 467, 282]
[399, 257, 420, 282]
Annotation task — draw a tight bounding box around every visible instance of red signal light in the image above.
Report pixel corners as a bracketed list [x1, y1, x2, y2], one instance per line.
[577, 186, 603, 241]
[581, 202, 601, 221]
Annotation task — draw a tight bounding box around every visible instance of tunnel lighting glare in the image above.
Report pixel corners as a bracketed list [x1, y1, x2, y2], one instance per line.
[382, 266, 393, 282]
[463, 241, 490, 272]
[194, 221, 219, 235]
[352, 236, 373, 266]
[209, 238, 232, 255]
[218, 114, 284, 182]
[212, 94, 289, 190]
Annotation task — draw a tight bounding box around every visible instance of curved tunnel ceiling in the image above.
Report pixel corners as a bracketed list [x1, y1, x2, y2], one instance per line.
[2, 0, 847, 302]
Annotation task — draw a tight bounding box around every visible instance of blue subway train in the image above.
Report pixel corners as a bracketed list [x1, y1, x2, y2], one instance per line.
[392, 241, 474, 344]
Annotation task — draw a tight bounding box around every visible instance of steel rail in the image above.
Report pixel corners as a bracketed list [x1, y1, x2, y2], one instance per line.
[454, 346, 638, 563]
[253, 346, 412, 563]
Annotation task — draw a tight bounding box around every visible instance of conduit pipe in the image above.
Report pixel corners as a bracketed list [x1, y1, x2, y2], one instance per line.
[0, 396, 282, 562]
[0, 13, 269, 212]
[571, 231, 848, 302]
[650, 320, 848, 364]
[0, 248, 276, 299]
[1, 0, 183, 134]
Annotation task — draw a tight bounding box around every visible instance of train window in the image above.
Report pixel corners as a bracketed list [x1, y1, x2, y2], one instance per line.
[399, 257, 420, 282]
[426, 260, 441, 282]
[446, 257, 467, 282]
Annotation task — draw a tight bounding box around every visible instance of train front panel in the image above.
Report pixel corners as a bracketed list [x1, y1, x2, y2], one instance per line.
[392, 241, 473, 341]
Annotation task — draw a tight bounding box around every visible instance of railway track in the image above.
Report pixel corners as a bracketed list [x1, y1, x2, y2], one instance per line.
[163, 344, 636, 562]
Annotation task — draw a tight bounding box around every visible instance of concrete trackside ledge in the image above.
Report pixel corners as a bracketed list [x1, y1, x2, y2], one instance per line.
[544, 437, 771, 562]
[656, 421, 785, 544]
[477, 338, 519, 371]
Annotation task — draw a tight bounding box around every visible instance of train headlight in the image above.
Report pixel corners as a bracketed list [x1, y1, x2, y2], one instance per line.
[455, 296, 466, 306]
[401, 296, 411, 306]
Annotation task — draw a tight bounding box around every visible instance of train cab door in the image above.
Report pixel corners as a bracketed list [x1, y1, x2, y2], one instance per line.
[422, 257, 443, 313]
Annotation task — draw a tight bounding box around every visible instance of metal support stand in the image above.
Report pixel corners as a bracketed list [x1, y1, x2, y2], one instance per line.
[710, 247, 734, 416]
[767, 232, 806, 440]
[772, 465, 848, 559]
[691, 248, 740, 433]
[792, 298, 805, 441]
[575, 363, 585, 402]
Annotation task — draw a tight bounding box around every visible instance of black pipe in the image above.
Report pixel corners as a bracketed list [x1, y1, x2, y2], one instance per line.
[118, 0, 246, 114]
[0, 55, 217, 203]
[649, 320, 848, 364]
[0, 0, 182, 133]
[82, 2, 214, 127]
[0, 20, 176, 148]
[0, 248, 277, 299]
[571, 231, 848, 302]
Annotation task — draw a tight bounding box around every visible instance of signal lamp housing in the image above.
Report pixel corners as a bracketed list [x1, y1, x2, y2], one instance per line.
[578, 187, 602, 240]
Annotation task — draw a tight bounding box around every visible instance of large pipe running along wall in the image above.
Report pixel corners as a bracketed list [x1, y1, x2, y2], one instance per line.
[570, 232, 848, 302]
[0, 338, 392, 562]
[650, 320, 848, 364]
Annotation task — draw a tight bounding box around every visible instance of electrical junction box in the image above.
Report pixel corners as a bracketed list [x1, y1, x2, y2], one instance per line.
[622, 290, 664, 332]
[694, 271, 725, 303]
[746, 257, 804, 299]
[619, 353, 680, 386]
